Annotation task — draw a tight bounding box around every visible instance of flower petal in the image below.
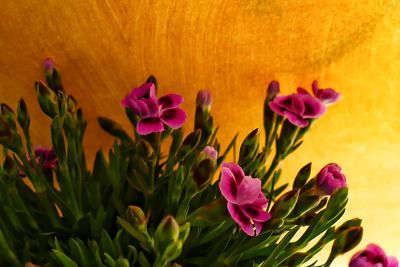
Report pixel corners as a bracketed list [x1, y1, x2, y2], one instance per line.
[130, 83, 156, 99]
[283, 111, 309, 128]
[388, 256, 399, 267]
[227, 203, 255, 236]
[252, 193, 269, 209]
[160, 107, 187, 129]
[254, 222, 263, 236]
[299, 94, 326, 118]
[241, 205, 271, 222]
[221, 162, 245, 184]
[219, 167, 238, 203]
[236, 176, 261, 204]
[159, 94, 183, 109]
[290, 94, 305, 115]
[137, 118, 164, 135]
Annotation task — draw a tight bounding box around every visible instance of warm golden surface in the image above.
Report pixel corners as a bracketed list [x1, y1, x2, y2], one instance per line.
[0, 0, 399, 265]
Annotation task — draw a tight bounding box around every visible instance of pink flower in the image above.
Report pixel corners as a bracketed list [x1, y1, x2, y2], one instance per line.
[316, 163, 347, 195]
[122, 83, 187, 135]
[196, 90, 212, 110]
[269, 93, 326, 128]
[19, 147, 58, 177]
[219, 162, 271, 236]
[350, 243, 398, 267]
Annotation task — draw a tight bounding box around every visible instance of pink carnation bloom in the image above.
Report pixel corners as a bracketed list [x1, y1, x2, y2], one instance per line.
[219, 162, 271, 236]
[122, 83, 187, 135]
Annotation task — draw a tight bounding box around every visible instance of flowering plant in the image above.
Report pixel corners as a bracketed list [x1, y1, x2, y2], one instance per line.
[0, 59, 392, 267]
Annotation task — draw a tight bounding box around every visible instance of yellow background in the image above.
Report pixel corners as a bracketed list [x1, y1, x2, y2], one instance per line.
[0, 0, 399, 265]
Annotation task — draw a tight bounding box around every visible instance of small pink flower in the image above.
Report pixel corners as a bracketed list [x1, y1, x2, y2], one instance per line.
[350, 243, 398, 267]
[269, 93, 326, 128]
[316, 163, 347, 195]
[19, 147, 58, 177]
[219, 162, 271, 236]
[122, 83, 187, 135]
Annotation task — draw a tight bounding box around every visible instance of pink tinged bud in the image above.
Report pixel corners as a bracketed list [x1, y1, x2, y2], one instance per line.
[316, 163, 347, 195]
[203, 146, 218, 161]
[350, 243, 399, 267]
[196, 90, 212, 110]
[267, 80, 280, 99]
[43, 58, 55, 74]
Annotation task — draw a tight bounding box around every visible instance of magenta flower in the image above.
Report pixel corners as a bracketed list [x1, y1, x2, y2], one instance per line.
[19, 147, 58, 177]
[269, 93, 326, 128]
[350, 243, 398, 267]
[316, 163, 347, 195]
[219, 162, 271, 236]
[203, 146, 218, 161]
[122, 83, 187, 135]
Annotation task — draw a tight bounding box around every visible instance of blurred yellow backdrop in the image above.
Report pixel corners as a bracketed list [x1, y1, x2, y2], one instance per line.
[0, 0, 399, 265]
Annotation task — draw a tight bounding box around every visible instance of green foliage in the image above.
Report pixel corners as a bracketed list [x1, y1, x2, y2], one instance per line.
[0, 65, 361, 267]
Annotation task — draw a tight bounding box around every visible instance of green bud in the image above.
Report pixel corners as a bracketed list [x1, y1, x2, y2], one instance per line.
[17, 98, 30, 130]
[270, 189, 300, 219]
[1, 103, 17, 131]
[239, 128, 260, 165]
[155, 216, 180, 253]
[126, 205, 147, 231]
[0, 117, 22, 153]
[331, 226, 363, 255]
[98, 117, 131, 142]
[67, 95, 77, 114]
[192, 158, 216, 190]
[35, 81, 59, 118]
[178, 129, 201, 159]
[335, 218, 362, 235]
[62, 113, 75, 137]
[293, 162, 312, 189]
[137, 139, 155, 159]
[44, 58, 64, 93]
[161, 240, 183, 262]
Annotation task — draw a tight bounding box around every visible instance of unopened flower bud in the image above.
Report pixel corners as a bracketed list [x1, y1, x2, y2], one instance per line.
[267, 80, 280, 99]
[178, 129, 201, 159]
[239, 128, 260, 165]
[126, 205, 147, 231]
[196, 90, 212, 110]
[316, 163, 347, 195]
[270, 189, 300, 219]
[155, 215, 180, 253]
[17, 98, 30, 130]
[335, 218, 362, 236]
[35, 81, 59, 118]
[137, 139, 155, 158]
[202, 146, 218, 161]
[193, 158, 216, 190]
[43, 58, 63, 93]
[331, 226, 363, 255]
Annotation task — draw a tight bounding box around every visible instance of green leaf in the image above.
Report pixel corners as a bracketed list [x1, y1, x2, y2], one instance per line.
[51, 249, 79, 267]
